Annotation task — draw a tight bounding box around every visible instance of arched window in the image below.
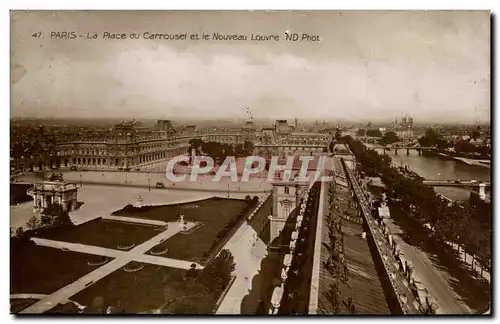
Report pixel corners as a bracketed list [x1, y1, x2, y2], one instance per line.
[284, 186, 289, 195]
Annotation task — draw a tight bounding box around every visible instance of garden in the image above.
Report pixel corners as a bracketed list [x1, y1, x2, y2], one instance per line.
[47, 218, 161, 250]
[114, 197, 258, 263]
[71, 250, 236, 314]
[11, 242, 108, 295]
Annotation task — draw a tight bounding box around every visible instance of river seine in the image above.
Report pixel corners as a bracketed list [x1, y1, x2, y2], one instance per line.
[368, 146, 491, 201]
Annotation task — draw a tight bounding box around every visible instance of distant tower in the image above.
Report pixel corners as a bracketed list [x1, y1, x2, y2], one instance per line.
[294, 118, 298, 130]
[408, 116, 414, 139]
[38, 125, 44, 143]
[335, 126, 342, 141]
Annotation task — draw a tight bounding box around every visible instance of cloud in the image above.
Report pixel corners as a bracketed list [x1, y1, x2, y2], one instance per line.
[11, 11, 490, 123]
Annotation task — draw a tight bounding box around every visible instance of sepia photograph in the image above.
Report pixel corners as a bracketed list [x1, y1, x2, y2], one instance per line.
[9, 10, 491, 315]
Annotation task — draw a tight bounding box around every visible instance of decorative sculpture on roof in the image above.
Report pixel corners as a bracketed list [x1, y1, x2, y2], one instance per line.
[48, 172, 64, 182]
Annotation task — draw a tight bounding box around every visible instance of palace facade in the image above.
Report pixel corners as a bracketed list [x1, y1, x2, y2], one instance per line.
[11, 119, 332, 172]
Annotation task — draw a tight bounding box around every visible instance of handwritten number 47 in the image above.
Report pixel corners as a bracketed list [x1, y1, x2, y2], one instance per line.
[32, 32, 42, 39]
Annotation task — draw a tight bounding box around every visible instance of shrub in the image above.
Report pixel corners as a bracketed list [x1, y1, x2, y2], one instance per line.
[25, 215, 41, 231]
[40, 214, 53, 227]
[15, 227, 24, 237]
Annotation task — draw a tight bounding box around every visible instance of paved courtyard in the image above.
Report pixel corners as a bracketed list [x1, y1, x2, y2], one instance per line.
[14, 170, 272, 193]
[11, 181, 269, 230]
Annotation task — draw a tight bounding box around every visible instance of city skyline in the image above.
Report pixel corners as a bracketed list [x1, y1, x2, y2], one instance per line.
[11, 11, 490, 123]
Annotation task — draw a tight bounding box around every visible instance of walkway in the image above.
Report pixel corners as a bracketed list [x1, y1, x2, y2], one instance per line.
[391, 235, 471, 314]
[11, 294, 49, 300]
[308, 180, 327, 314]
[368, 194, 478, 313]
[215, 201, 270, 314]
[22, 221, 201, 314]
[10, 294, 85, 309]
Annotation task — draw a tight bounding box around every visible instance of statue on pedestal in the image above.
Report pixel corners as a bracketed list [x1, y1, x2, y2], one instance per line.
[135, 195, 143, 208]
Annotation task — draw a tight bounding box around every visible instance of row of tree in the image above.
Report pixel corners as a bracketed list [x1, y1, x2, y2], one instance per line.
[419, 128, 490, 158]
[356, 128, 402, 146]
[344, 135, 491, 273]
[357, 128, 383, 138]
[189, 139, 255, 163]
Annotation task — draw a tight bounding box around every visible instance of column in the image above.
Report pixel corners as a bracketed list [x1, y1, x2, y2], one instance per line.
[479, 183, 486, 200]
[33, 194, 39, 212]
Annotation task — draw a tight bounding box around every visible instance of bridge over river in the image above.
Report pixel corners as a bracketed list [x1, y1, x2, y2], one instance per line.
[366, 143, 490, 201]
[422, 180, 490, 187]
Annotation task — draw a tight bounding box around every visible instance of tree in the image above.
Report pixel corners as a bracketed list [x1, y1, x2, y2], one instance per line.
[234, 144, 244, 157]
[43, 203, 74, 227]
[418, 128, 448, 150]
[471, 125, 481, 141]
[185, 263, 199, 279]
[189, 138, 204, 154]
[366, 129, 382, 137]
[198, 249, 235, 296]
[40, 214, 53, 227]
[15, 227, 24, 237]
[243, 140, 254, 156]
[329, 141, 335, 153]
[380, 131, 400, 145]
[25, 215, 41, 231]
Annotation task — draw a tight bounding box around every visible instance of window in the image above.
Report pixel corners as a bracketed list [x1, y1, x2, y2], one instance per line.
[284, 186, 289, 195]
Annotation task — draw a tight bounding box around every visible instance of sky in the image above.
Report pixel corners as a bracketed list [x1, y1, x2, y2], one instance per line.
[11, 11, 490, 123]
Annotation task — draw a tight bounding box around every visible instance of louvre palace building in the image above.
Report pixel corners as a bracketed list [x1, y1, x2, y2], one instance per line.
[10, 119, 332, 172]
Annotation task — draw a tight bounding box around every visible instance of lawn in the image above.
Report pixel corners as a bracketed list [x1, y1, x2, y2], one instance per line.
[113, 197, 247, 223]
[10, 298, 37, 313]
[48, 219, 161, 249]
[72, 263, 217, 314]
[10, 183, 33, 205]
[114, 198, 250, 262]
[10, 243, 109, 295]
